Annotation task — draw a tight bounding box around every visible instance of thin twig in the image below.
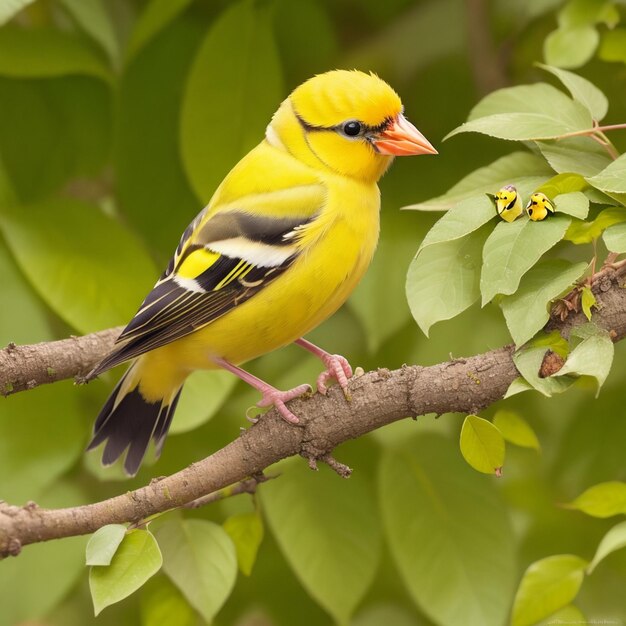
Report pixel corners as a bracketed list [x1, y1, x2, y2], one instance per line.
[589, 132, 620, 160]
[184, 474, 275, 509]
[558, 123, 626, 139]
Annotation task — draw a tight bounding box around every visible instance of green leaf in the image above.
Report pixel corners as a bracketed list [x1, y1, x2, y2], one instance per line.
[140, 575, 196, 626]
[0, 382, 84, 502]
[499, 260, 587, 345]
[511, 555, 588, 626]
[0, 152, 15, 205]
[544, 25, 599, 69]
[0, 26, 111, 81]
[350, 211, 422, 353]
[565, 481, 626, 517]
[403, 152, 552, 211]
[446, 83, 592, 141]
[181, 0, 283, 201]
[480, 215, 572, 305]
[603, 221, 626, 252]
[553, 191, 589, 219]
[0, 75, 112, 203]
[492, 410, 540, 450]
[565, 206, 626, 243]
[127, 0, 193, 60]
[261, 459, 381, 625]
[379, 433, 516, 626]
[588, 520, 626, 573]
[352, 604, 422, 626]
[537, 605, 586, 626]
[446, 111, 592, 142]
[345, 0, 463, 84]
[537, 63, 608, 120]
[59, 0, 119, 63]
[116, 15, 202, 255]
[602, 191, 626, 208]
[459, 415, 505, 475]
[599, 27, 626, 64]
[536, 137, 612, 177]
[156, 518, 237, 623]
[0, 0, 35, 25]
[558, 0, 619, 28]
[517, 0, 563, 21]
[587, 153, 626, 194]
[0, 198, 158, 334]
[86, 524, 127, 566]
[169, 370, 236, 434]
[0, 240, 52, 346]
[580, 285, 596, 320]
[532, 329, 570, 358]
[585, 187, 619, 205]
[0, 483, 87, 626]
[223, 512, 264, 576]
[407, 225, 490, 336]
[535, 172, 588, 198]
[551, 324, 614, 393]
[418, 196, 495, 251]
[513, 345, 574, 397]
[89, 529, 162, 616]
[504, 377, 535, 398]
[468, 83, 578, 120]
[273, 0, 337, 79]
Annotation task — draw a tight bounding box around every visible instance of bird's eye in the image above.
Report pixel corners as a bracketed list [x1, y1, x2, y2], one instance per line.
[342, 121, 362, 137]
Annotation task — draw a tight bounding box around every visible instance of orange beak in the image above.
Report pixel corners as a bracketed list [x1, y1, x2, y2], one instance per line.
[373, 114, 437, 156]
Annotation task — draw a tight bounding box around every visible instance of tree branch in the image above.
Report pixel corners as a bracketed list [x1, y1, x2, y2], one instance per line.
[183, 473, 276, 509]
[1, 266, 625, 559]
[0, 326, 123, 396]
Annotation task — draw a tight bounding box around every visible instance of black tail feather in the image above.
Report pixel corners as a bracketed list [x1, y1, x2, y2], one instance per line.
[87, 372, 182, 476]
[154, 392, 181, 456]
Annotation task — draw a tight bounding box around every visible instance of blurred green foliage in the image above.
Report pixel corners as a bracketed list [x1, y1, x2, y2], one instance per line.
[1, 0, 626, 625]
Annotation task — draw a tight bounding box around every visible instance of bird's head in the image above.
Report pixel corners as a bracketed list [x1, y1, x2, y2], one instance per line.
[267, 70, 437, 183]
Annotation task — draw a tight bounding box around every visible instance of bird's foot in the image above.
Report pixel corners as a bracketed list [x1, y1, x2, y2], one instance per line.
[256, 383, 312, 424]
[316, 353, 353, 399]
[294, 339, 354, 399]
[214, 357, 310, 425]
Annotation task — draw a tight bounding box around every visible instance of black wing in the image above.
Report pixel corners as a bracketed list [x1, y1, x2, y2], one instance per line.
[86, 209, 314, 379]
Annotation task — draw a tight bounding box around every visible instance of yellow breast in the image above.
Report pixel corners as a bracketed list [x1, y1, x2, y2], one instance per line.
[152, 172, 380, 370]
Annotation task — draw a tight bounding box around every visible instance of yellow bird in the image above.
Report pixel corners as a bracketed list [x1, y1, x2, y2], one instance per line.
[526, 192, 555, 221]
[490, 185, 523, 222]
[85, 69, 436, 475]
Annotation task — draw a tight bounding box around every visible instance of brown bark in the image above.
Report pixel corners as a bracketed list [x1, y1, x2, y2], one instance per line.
[0, 326, 123, 396]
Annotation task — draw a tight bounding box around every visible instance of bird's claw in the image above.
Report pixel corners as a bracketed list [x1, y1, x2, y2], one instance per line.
[316, 354, 353, 399]
[256, 383, 311, 424]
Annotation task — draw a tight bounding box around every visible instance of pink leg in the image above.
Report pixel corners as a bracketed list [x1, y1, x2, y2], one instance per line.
[295, 338, 353, 397]
[214, 357, 310, 424]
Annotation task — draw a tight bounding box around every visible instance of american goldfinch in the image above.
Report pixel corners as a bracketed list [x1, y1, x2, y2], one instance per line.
[489, 185, 523, 222]
[86, 69, 436, 475]
[526, 192, 555, 221]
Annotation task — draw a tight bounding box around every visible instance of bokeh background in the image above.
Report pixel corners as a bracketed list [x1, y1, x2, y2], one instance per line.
[1, 0, 626, 624]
